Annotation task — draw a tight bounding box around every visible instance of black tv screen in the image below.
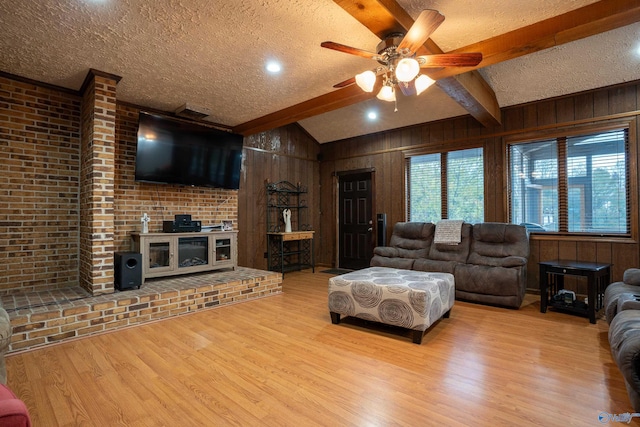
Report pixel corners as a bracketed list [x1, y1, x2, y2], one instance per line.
[134, 112, 243, 189]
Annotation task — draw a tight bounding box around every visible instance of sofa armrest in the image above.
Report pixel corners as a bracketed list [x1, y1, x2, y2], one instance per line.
[501, 256, 527, 267]
[624, 269, 640, 287]
[609, 312, 640, 411]
[0, 384, 31, 427]
[0, 399, 31, 427]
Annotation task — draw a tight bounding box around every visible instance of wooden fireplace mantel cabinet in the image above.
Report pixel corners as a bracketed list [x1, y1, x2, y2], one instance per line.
[131, 231, 237, 283]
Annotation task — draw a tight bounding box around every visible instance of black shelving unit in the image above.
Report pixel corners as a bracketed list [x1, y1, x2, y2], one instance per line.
[266, 180, 314, 276]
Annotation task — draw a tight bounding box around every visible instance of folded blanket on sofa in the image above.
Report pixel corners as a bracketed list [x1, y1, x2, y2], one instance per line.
[434, 220, 464, 245]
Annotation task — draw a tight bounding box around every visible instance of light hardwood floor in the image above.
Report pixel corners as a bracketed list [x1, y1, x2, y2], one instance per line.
[5, 270, 637, 426]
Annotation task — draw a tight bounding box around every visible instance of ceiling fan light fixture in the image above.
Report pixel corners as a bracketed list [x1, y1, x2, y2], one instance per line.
[395, 58, 420, 82]
[376, 85, 396, 102]
[355, 70, 376, 92]
[415, 74, 435, 95]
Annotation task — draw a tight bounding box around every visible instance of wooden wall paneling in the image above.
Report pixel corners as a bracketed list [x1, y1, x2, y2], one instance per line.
[240, 149, 266, 270]
[277, 141, 289, 179]
[256, 154, 269, 270]
[503, 107, 524, 131]
[527, 238, 541, 291]
[574, 92, 594, 120]
[395, 127, 407, 151]
[442, 118, 455, 142]
[466, 115, 488, 140]
[612, 242, 639, 282]
[483, 138, 502, 222]
[609, 84, 638, 114]
[375, 132, 387, 152]
[311, 159, 320, 263]
[596, 241, 613, 266]
[384, 154, 397, 244]
[537, 99, 557, 126]
[419, 120, 431, 146]
[348, 136, 360, 158]
[429, 121, 445, 145]
[375, 152, 389, 245]
[523, 104, 538, 129]
[539, 240, 560, 263]
[452, 116, 469, 140]
[390, 150, 405, 224]
[345, 137, 357, 159]
[317, 161, 332, 267]
[555, 97, 575, 124]
[558, 240, 578, 261]
[495, 137, 507, 222]
[413, 125, 424, 147]
[237, 149, 249, 268]
[362, 134, 376, 156]
[593, 88, 610, 117]
[576, 241, 597, 264]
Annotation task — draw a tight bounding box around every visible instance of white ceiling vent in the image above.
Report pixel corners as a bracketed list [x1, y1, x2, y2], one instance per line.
[175, 103, 210, 120]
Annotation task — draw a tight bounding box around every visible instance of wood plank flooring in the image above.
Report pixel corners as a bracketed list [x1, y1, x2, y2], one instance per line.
[5, 270, 637, 426]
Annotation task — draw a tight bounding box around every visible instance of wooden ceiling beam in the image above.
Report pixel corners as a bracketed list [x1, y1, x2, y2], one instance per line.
[429, 0, 640, 80]
[436, 74, 501, 128]
[232, 82, 379, 136]
[234, 0, 640, 137]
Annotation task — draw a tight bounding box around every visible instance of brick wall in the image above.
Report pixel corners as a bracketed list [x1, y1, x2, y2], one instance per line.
[79, 73, 118, 295]
[0, 73, 241, 295]
[0, 76, 81, 293]
[8, 267, 281, 353]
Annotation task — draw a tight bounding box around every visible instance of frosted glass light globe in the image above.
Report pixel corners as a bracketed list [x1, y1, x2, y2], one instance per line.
[355, 70, 376, 92]
[395, 58, 420, 82]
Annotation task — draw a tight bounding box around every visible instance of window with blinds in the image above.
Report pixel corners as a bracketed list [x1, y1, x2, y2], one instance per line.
[407, 148, 484, 223]
[508, 128, 629, 235]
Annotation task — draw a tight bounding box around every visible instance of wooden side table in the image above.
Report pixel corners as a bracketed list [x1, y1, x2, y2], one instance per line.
[267, 231, 315, 276]
[539, 259, 612, 324]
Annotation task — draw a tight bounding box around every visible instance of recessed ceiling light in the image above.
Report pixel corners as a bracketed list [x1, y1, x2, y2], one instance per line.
[266, 61, 281, 73]
[367, 111, 378, 120]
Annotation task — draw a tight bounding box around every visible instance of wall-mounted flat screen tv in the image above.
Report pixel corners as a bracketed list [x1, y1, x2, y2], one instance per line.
[134, 112, 243, 189]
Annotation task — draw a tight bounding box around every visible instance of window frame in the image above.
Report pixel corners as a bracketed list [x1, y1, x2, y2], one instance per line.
[405, 145, 485, 223]
[504, 120, 638, 242]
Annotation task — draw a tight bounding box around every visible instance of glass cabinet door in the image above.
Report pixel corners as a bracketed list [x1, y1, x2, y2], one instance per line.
[148, 241, 171, 269]
[178, 236, 209, 268]
[215, 238, 231, 261]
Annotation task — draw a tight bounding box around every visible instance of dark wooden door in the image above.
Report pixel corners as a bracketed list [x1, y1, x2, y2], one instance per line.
[338, 172, 373, 270]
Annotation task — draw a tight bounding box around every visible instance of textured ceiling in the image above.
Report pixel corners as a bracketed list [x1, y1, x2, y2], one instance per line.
[1, 0, 639, 143]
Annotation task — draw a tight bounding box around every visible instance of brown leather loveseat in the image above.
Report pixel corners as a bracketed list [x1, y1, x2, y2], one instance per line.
[371, 222, 530, 308]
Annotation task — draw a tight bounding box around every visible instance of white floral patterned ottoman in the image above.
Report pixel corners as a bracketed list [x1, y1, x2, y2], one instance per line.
[328, 266, 455, 344]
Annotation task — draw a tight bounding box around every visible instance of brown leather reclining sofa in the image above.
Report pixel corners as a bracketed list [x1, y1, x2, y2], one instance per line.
[371, 222, 530, 308]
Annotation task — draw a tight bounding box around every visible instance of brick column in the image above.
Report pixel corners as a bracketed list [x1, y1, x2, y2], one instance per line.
[79, 69, 121, 295]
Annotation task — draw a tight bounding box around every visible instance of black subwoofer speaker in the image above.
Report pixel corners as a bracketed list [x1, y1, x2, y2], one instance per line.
[377, 213, 387, 247]
[114, 252, 142, 290]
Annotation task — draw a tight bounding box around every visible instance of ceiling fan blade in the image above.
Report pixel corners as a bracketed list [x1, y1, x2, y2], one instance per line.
[397, 9, 445, 55]
[321, 41, 379, 59]
[417, 53, 483, 68]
